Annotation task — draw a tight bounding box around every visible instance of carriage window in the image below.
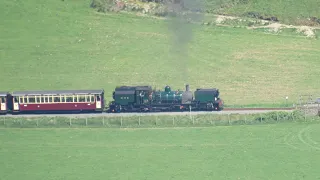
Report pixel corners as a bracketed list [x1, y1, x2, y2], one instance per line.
[0, 97, 5, 103]
[91, 95, 95, 102]
[48, 96, 52, 103]
[14, 97, 19, 103]
[43, 96, 47, 103]
[61, 95, 66, 102]
[28, 96, 35, 103]
[36, 96, 41, 103]
[86, 95, 91, 102]
[24, 97, 28, 103]
[74, 95, 78, 102]
[79, 96, 86, 102]
[66, 96, 73, 102]
[96, 95, 101, 101]
[54, 96, 60, 102]
[19, 97, 23, 103]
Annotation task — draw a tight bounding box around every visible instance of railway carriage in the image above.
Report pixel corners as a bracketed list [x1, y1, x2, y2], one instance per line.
[10, 90, 104, 114]
[0, 92, 9, 114]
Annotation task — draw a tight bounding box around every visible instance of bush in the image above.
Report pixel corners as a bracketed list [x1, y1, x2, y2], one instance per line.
[90, 0, 115, 12]
[90, 0, 169, 16]
[243, 11, 279, 22]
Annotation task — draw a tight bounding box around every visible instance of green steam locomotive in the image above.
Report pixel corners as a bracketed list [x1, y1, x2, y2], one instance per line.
[108, 84, 223, 113]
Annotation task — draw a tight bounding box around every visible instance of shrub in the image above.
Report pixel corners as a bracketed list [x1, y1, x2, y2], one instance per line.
[90, 0, 115, 12]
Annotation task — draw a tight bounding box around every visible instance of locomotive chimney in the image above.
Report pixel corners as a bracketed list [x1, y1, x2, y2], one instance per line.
[186, 84, 190, 91]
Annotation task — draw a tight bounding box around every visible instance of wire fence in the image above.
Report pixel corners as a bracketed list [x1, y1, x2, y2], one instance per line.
[1, 110, 319, 128]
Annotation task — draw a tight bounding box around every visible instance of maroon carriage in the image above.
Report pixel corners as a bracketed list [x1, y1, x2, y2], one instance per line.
[0, 92, 9, 114]
[11, 90, 104, 113]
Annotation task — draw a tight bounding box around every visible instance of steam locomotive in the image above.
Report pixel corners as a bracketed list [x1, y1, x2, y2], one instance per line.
[0, 84, 223, 114]
[108, 84, 223, 113]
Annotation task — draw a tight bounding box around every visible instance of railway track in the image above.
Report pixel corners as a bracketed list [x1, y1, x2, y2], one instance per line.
[1, 107, 295, 118]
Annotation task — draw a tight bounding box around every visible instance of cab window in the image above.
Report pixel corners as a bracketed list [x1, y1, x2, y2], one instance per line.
[0, 97, 5, 103]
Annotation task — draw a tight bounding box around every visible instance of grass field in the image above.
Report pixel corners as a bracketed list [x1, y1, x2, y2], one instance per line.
[1, 121, 320, 179]
[1, 0, 319, 107]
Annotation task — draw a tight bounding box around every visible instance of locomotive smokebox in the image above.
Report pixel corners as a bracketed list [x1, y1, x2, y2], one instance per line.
[186, 84, 190, 91]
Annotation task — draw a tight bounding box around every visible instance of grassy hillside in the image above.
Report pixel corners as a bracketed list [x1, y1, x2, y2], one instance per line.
[0, 0, 319, 107]
[1, 122, 320, 179]
[205, 0, 320, 25]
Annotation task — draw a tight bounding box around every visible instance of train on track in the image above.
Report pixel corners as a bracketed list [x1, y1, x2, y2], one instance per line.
[0, 84, 224, 115]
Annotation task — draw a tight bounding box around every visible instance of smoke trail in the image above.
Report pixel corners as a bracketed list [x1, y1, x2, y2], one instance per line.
[166, 0, 205, 82]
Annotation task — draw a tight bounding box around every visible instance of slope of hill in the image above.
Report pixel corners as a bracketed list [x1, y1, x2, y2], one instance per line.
[0, 0, 319, 107]
[205, 0, 320, 26]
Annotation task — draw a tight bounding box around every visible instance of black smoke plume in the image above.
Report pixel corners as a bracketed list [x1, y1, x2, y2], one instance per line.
[165, 0, 205, 82]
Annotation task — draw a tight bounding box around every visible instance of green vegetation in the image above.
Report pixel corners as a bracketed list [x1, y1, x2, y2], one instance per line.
[1, 111, 317, 128]
[1, 0, 319, 107]
[205, 0, 320, 25]
[90, 0, 320, 26]
[1, 121, 320, 179]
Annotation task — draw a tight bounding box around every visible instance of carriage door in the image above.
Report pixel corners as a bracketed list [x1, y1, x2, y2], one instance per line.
[0, 97, 6, 111]
[13, 97, 19, 111]
[96, 95, 101, 109]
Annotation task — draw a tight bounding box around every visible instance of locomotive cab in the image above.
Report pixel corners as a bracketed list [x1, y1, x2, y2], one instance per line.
[194, 88, 223, 111]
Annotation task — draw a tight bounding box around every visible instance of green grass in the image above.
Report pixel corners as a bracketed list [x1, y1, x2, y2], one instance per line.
[0, 111, 313, 128]
[1, 121, 320, 179]
[1, 0, 319, 107]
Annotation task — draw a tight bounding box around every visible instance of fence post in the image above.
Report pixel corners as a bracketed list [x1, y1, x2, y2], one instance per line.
[305, 110, 307, 121]
[155, 116, 157, 126]
[173, 116, 175, 126]
[120, 116, 123, 127]
[85, 118, 88, 126]
[102, 117, 105, 126]
[36, 118, 39, 127]
[228, 114, 231, 125]
[276, 111, 279, 121]
[244, 114, 247, 124]
[292, 111, 294, 121]
[3, 117, 5, 126]
[260, 114, 262, 123]
[70, 118, 72, 127]
[138, 115, 141, 126]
